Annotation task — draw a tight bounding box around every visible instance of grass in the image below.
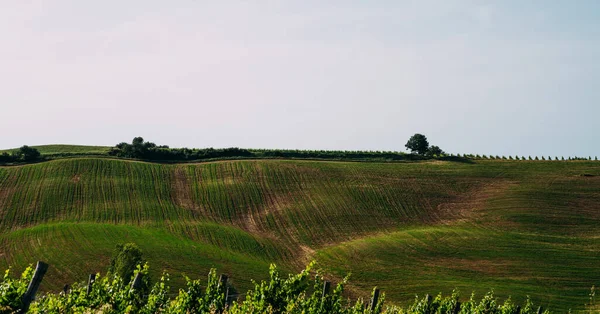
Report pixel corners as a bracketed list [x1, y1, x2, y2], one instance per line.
[1, 157, 599, 311]
[0, 223, 274, 293]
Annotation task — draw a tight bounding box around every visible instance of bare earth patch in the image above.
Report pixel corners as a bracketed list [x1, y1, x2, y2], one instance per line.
[296, 245, 316, 267]
[0, 182, 16, 218]
[171, 166, 202, 213]
[436, 180, 518, 226]
[424, 257, 520, 277]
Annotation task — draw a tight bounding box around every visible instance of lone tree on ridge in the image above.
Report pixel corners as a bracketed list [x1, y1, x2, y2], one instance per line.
[405, 133, 430, 155]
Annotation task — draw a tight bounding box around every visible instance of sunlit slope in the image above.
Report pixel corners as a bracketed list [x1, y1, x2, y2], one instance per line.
[0, 159, 481, 244]
[0, 223, 276, 293]
[1, 158, 600, 311]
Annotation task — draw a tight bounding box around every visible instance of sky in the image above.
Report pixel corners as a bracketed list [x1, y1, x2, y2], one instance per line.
[1, 1, 599, 157]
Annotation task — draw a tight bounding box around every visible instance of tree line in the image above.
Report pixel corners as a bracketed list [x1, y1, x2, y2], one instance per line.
[2, 135, 596, 164]
[107, 137, 430, 162]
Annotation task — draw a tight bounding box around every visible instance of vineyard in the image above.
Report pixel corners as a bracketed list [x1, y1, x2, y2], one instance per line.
[2, 261, 553, 313]
[0, 156, 600, 311]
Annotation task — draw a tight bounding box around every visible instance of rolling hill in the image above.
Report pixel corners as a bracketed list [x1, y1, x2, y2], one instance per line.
[1, 156, 599, 311]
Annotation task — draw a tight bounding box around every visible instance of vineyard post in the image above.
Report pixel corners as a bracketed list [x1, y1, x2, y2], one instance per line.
[87, 274, 96, 295]
[220, 274, 229, 310]
[515, 305, 521, 314]
[219, 274, 228, 288]
[452, 301, 461, 314]
[131, 272, 143, 290]
[322, 281, 331, 298]
[20, 261, 49, 313]
[369, 288, 380, 311]
[424, 294, 432, 313]
[62, 284, 70, 295]
[537, 306, 543, 314]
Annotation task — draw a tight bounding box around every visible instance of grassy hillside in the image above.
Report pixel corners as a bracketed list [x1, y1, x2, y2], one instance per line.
[1, 158, 599, 311]
[0, 144, 111, 156]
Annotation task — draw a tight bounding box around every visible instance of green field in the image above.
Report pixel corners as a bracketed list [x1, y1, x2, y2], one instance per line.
[1, 157, 599, 311]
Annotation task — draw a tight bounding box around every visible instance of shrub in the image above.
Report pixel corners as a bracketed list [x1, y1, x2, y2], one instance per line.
[18, 146, 41, 162]
[108, 243, 145, 285]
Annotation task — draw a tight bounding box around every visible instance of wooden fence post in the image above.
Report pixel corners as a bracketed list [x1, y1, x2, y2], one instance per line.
[20, 261, 49, 313]
[87, 274, 96, 295]
[369, 288, 380, 311]
[131, 272, 143, 290]
[322, 281, 331, 298]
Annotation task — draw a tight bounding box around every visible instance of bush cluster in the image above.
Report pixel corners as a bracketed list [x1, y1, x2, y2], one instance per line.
[0, 146, 41, 163]
[108, 137, 253, 161]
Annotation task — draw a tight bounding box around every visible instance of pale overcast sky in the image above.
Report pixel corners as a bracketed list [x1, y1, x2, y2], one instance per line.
[1, 1, 599, 156]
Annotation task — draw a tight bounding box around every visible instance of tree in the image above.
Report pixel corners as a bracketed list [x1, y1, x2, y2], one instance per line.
[426, 145, 444, 157]
[0, 152, 12, 163]
[132, 137, 144, 146]
[405, 134, 429, 155]
[108, 243, 145, 284]
[17, 145, 41, 162]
